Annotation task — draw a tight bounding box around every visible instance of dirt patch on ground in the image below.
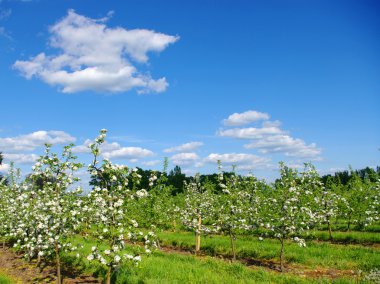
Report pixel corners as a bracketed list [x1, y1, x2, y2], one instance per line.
[0, 246, 100, 284]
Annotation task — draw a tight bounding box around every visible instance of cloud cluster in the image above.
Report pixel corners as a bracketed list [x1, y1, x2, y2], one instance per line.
[203, 153, 272, 171]
[3, 153, 39, 164]
[171, 152, 199, 166]
[13, 10, 179, 94]
[72, 139, 153, 161]
[0, 130, 75, 166]
[0, 163, 10, 173]
[0, 130, 75, 153]
[223, 110, 269, 126]
[244, 135, 321, 158]
[219, 110, 321, 159]
[164, 141, 203, 153]
[142, 160, 161, 167]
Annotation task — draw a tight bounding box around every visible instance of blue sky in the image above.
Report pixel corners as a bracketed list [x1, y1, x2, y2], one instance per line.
[0, 0, 379, 181]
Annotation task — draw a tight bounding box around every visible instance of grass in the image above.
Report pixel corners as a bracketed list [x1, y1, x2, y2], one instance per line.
[235, 227, 380, 244]
[303, 230, 380, 244]
[2, 230, 378, 283]
[157, 231, 380, 271]
[64, 236, 358, 284]
[0, 273, 16, 284]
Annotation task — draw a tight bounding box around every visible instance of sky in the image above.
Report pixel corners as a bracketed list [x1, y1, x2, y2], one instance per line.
[0, 0, 379, 182]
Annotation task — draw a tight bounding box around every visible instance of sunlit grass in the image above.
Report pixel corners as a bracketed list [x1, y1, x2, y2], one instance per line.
[62, 235, 362, 283]
[157, 231, 380, 271]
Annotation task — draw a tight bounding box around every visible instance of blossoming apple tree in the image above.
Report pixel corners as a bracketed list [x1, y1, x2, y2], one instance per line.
[86, 129, 157, 284]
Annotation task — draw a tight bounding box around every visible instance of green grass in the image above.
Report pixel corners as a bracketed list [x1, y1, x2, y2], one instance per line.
[0, 273, 14, 284]
[64, 236, 358, 284]
[303, 230, 380, 244]
[236, 227, 380, 244]
[2, 231, 376, 283]
[157, 231, 380, 271]
[318, 223, 380, 233]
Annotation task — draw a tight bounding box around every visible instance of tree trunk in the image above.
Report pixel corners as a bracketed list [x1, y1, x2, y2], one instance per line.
[195, 215, 201, 255]
[37, 252, 41, 269]
[280, 238, 285, 272]
[106, 266, 112, 284]
[55, 242, 61, 284]
[327, 218, 333, 241]
[347, 216, 351, 232]
[229, 229, 236, 261]
[2, 240, 5, 250]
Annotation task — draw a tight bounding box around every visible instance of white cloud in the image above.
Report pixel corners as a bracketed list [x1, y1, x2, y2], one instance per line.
[142, 160, 161, 167]
[218, 126, 284, 139]
[0, 163, 10, 173]
[223, 110, 270, 126]
[244, 134, 321, 159]
[0, 130, 76, 152]
[103, 147, 153, 160]
[72, 139, 154, 161]
[71, 139, 91, 153]
[3, 153, 39, 164]
[219, 110, 322, 160]
[203, 153, 272, 171]
[72, 139, 122, 154]
[164, 141, 203, 153]
[171, 152, 199, 166]
[13, 9, 179, 94]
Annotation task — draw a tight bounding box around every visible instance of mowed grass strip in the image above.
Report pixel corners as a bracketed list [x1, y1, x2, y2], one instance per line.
[157, 231, 380, 271]
[305, 230, 380, 244]
[65, 236, 357, 284]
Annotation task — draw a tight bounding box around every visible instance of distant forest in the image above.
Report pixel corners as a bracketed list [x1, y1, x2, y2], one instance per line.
[0, 151, 378, 195]
[116, 164, 380, 195]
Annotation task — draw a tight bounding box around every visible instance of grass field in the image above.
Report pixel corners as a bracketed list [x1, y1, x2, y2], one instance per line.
[55, 231, 378, 283]
[303, 230, 380, 244]
[65, 236, 361, 284]
[1, 230, 378, 283]
[157, 231, 380, 271]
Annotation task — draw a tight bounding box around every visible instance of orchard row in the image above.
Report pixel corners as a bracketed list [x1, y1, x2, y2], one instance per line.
[0, 129, 379, 283]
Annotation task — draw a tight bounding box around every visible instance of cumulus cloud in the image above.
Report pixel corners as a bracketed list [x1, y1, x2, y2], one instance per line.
[164, 141, 203, 153]
[13, 9, 179, 94]
[72, 139, 121, 154]
[171, 152, 199, 166]
[218, 126, 284, 139]
[0, 163, 10, 173]
[203, 153, 272, 171]
[3, 153, 39, 164]
[72, 139, 154, 161]
[219, 110, 322, 160]
[244, 135, 321, 159]
[103, 147, 153, 160]
[223, 110, 270, 126]
[0, 130, 76, 152]
[142, 160, 161, 167]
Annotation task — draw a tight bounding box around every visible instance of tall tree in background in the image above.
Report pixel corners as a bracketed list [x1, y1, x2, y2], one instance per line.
[168, 165, 186, 194]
